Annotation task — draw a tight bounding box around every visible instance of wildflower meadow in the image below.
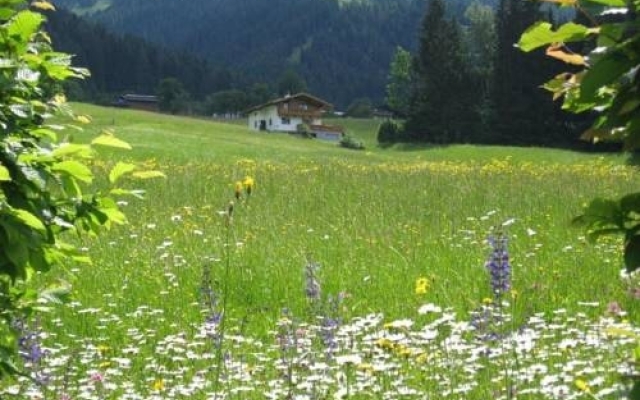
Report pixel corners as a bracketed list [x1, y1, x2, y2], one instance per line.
[5, 104, 640, 399]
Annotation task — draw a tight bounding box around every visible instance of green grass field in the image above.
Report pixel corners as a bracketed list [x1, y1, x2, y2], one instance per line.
[9, 103, 639, 399]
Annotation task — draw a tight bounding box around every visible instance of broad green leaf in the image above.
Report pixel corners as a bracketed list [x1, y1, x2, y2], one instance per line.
[625, 235, 640, 272]
[581, 51, 636, 101]
[10, 208, 45, 232]
[618, 98, 640, 115]
[108, 162, 136, 184]
[52, 143, 93, 158]
[631, 381, 640, 400]
[98, 205, 127, 226]
[582, 0, 625, 6]
[0, 8, 18, 21]
[5, 242, 28, 274]
[60, 175, 82, 199]
[576, 198, 622, 225]
[51, 160, 93, 183]
[620, 192, 640, 214]
[0, 165, 10, 181]
[30, 128, 58, 141]
[92, 134, 132, 150]
[519, 22, 591, 52]
[131, 170, 166, 180]
[7, 10, 44, 43]
[624, 117, 640, 151]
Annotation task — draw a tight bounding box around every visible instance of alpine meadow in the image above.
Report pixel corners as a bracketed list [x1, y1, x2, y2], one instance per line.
[0, 0, 639, 399]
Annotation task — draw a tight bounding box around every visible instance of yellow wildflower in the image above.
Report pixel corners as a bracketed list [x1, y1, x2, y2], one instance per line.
[153, 378, 165, 391]
[75, 115, 91, 124]
[375, 338, 394, 351]
[415, 277, 429, 295]
[243, 176, 255, 196]
[357, 363, 375, 375]
[575, 378, 590, 393]
[415, 353, 428, 364]
[97, 345, 110, 357]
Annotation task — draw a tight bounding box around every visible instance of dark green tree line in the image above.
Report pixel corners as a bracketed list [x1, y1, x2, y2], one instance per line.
[404, 0, 477, 143]
[390, 0, 593, 148]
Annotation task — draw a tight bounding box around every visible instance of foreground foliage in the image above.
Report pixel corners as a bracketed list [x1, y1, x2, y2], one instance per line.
[0, 0, 156, 378]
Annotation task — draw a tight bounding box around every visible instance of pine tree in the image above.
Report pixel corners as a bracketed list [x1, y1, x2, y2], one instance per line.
[491, 0, 585, 146]
[405, 0, 475, 143]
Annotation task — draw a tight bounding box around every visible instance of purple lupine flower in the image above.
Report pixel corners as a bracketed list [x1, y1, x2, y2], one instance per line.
[485, 234, 511, 299]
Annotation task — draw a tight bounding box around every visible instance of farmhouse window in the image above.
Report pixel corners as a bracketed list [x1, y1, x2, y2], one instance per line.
[281, 117, 291, 125]
[269, 118, 272, 126]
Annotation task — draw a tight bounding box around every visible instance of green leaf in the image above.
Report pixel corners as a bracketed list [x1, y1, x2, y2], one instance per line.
[131, 170, 166, 180]
[51, 160, 93, 183]
[97, 205, 126, 226]
[108, 162, 136, 184]
[581, 51, 636, 102]
[30, 128, 58, 141]
[620, 192, 640, 214]
[91, 134, 132, 150]
[519, 22, 591, 52]
[7, 10, 44, 43]
[52, 143, 93, 158]
[582, 0, 625, 6]
[9, 208, 45, 232]
[0, 8, 18, 21]
[0, 165, 10, 181]
[625, 235, 640, 272]
[631, 380, 640, 400]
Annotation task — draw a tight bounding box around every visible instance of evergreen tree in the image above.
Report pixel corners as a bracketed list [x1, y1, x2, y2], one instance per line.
[385, 46, 413, 118]
[405, 0, 475, 143]
[462, 1, 496, 139]
[277, 69, 307, 96]
[491, 0, 584, 146]
[157, 77, 190, 114]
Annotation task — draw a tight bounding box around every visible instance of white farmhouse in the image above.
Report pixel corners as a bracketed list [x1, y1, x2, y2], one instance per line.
[246, 93, 343, 140]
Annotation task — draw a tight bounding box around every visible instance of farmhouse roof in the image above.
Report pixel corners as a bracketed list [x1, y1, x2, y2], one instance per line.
[245, 92, 333, 114]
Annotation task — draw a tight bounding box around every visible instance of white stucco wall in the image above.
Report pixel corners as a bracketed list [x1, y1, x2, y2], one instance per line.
[248, 105, 278, 131]
[248, 105, 318, 133]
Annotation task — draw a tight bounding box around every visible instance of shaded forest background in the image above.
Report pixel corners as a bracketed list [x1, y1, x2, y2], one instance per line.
[49, 0, 598, 148]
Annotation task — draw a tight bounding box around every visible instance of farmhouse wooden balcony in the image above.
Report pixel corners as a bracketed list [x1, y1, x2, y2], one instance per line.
[277, 105, 323, 118]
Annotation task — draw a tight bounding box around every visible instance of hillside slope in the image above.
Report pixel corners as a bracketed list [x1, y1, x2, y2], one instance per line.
[53, 0, 495, 107]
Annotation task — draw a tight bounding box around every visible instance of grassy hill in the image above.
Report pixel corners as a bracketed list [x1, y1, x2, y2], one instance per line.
[72, 103, 628, 165]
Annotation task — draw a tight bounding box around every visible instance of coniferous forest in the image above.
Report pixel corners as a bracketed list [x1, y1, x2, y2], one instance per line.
[51, 0, 598, 148]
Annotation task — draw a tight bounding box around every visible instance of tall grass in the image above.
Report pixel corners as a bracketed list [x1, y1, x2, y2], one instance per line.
[10, 104, 638, 399]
